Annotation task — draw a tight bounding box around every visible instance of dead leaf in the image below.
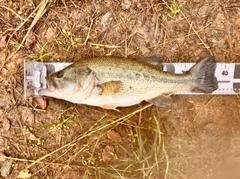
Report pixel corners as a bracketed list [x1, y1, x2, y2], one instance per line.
[45, 26, 58, 42]
[121, 0, 132, 10]
[0, 49, 7, 62]
[106, 130, 122, 143]
[25, 31, 36, 49]
[0, 152, 7, 162]
[5, 53, 23, 72]
[29, 133, 41, 145]
[140, 46, 150, 56]
[100, 12, 112, 32]
[29, 133, 38, 141]
[0, 68, 8, 76]
[5, 61, 15, 71]
[2, 118, 10, 131]
[1, 160, 13, 177]
[34, 97, 47, 109]
[17, 169, 32, 178]
[102, 145, 114, 164]
[0, 99, 11, 109]
[0, 36, 7, 49]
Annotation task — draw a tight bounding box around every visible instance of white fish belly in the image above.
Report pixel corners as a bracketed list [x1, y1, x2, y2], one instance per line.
[79, 94, 144, 109]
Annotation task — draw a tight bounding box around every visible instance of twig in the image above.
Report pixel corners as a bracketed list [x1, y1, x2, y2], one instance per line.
[194, 96, 217, 121]
[84, 19, 93, 44]
[0, 5, 27, 21]
[225, 3, 240, 8]
[0, 155, 85, 168]
[89, 42, 121, 49]
[32, 146, 73, 176]
[117, 31, 137, 45]
[163, 142, 169, 179]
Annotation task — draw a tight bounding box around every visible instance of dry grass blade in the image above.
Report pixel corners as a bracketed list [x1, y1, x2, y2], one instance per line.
[152, 22, 212, 49]
[194, 96, 218, 121]
[163, 139, 169, 179]
[89, 42, 121, 49]
[22, 104, 153, 172]
[98, 111, 166, 178]
[84, 19, 93, 44]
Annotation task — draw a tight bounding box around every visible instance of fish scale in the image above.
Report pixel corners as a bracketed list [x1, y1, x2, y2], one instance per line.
[78, 57, 193, 96]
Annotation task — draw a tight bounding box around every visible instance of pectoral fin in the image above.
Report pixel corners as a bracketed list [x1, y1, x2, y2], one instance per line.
[98, 81, 124, 95]
[146, 95, 173, 107]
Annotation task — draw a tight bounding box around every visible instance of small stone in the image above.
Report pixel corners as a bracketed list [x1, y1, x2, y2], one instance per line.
[25, 31, 36, 49]
[0, 152, 7, 162]
[121, 0, 132, 10]
[2, 118, 10, 131]
[1, 160, 13, 177]
[102, 145, 114, 164]
[100, 12, 112, 32]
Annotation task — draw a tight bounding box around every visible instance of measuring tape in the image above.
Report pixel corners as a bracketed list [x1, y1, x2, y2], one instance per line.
[162, 63, 240, 95]
[24, 61, 240, 98]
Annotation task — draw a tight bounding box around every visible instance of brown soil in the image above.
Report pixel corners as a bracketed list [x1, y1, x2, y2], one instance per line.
[0, 0, 240, 178]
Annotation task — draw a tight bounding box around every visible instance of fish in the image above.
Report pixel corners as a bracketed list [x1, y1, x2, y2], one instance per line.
[39, 56, 218, 110]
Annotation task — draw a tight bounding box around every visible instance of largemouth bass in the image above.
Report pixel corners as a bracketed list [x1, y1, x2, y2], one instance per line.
[39, 56, 218, 110]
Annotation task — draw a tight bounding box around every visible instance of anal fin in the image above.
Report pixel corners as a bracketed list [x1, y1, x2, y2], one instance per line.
[100, 104, 120, 111]
[146, 95, 173, 107]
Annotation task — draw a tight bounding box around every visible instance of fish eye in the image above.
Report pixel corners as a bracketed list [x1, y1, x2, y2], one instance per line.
[57, 71, 64, 78]
[86, 67, 92, 74]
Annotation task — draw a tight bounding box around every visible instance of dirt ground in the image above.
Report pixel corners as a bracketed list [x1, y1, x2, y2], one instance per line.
[0, 0, 240, 178]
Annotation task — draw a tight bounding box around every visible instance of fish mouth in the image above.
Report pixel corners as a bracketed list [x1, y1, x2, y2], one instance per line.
[45, 77, 58, 92]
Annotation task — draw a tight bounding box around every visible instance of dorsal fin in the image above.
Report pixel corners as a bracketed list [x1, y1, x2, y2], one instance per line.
[138, 55, 164, 70]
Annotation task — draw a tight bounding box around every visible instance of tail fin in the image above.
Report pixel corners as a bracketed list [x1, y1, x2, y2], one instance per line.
[189, 57, 218, 93]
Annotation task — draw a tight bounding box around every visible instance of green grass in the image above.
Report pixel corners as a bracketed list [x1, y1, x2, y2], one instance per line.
[163, 0, 182, 18]
[27, 43, 56, 62]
